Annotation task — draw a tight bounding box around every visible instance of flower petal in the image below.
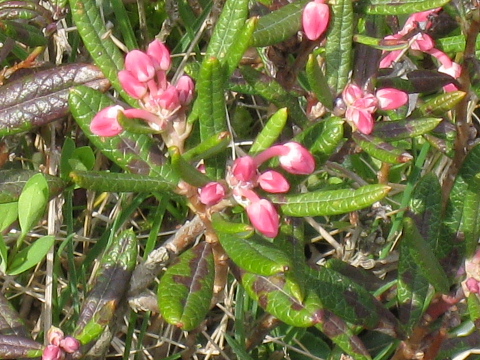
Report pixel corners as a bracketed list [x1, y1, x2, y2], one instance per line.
[90, 105, 124, 137]
[246, 199, 279, 238]
[302, 0, 330, 41]
[258, 170, 290, 193]
[376, 88, 408, 110]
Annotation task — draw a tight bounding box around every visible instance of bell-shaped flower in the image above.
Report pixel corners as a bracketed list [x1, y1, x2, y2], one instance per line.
[176, 75, 195, 105]
[302, 0, 330, 41]
[278, 142, 316, 175]
[118, 70, 148, 99]
[232, 156, 257, 182]
[90, 105, 124, 137]
[375, 88, 408, 110]
[42, 345, 63, 360]
[147, 40, 171, 71]
[59, 337, 81, 354]
[199, 182, 226, 206]
[125, 50, 156, 82]
[258, 170, 290, 193]
[246, 198, 279, 238]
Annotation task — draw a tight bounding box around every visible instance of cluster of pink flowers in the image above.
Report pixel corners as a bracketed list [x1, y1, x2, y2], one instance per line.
[90, 40, 194, 138]
[199, 142, 315, 238]
[302, 0, 330, 41]
[42, 327, 80, 360]
[380, 9, 461, 92]
[342, 84, 408, 134]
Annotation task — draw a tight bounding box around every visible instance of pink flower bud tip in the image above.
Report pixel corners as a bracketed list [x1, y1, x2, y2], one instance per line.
[147, 40, 171, 71]
[375, 88, 408, 111]
[60, 337, 81, 353]
[176, 75, 195, 105]
[246, 199, 279, 238]
[258, 170, 290, 193]
[119, 70, 147, 99]
[466, 277, 480, 294]
[42, 345, 63, 360]
[199, 182, 226, 206]
[302, 0, 330, 41]
[47, 326, 64, 347]
[232, 156, 257, 182]
[279, 142, 315, 175]
[125, 50, 156, 82]
[90, 105, 124, 137]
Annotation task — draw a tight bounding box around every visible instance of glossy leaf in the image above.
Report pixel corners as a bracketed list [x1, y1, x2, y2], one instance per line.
[0, 335, 43, 359]
[70, 170, 175, 193]
[0, 293, 29, 337]
[224, 17, 257, 77]
[372, 118, 441, 141]
[69, 86, 178, 183]
[158, 242, 215, 331]
[211, 213, 254, 238]
[69, 0, 133, 103]
[169, 146, 212, 188]
[18, 173, 49, 236]
[8, 235, 55, 275]
[402, 217, 449, 293]
[0, 20, 47, 47]
[218, 232, 292, 276]
[353, 132, 413, 164]
[0, 64, 109, 136]
[325, 0, 354, 94]
[0, 1, 52, 26]
[378, 70, 459, 93]
[74, 230, 137, 345]
[183, 131, 231, 162]
[306, 54, 334, 109]
[353, 34, 408, 51]
[251, 0, 309, 47]
[277, 184, 390, 217]
[249, 108, 288, 155]
[417, 91, 466, 117]
[364, 0, 450, 14]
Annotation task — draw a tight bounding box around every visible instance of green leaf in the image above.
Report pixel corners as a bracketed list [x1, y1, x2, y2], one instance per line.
[364, 0, 450, 14]
[218, 232, 292, 276]
[468, 293, 480, 325]
[0, 202, 18, 232]
[249, 108, 288, 155]
[417, 91, 466, 117]
[68, 146, 96, 172]
[277, 184, 390, 217]
[402, 217, 449, 293]
[372, 118, 442, 141]
[8, 235, 55, 275]
[70, 170, 175, 193]
[306, 54, 334, 109]
[183, 131, 231, 163]
[69, 86, 178, 183]
[251, 0, 310, 47]
[353, 132, 413, 164]
[158, 242, 215, 331]
[211, 213, 254, 238]
[18, 173, 49, 236]
[325, 0, 354, 95]
[224, 17, 257, 77]
[69, 0, 134, 104]
[353, 34, 408, 51]
[169, 146, 212, 188]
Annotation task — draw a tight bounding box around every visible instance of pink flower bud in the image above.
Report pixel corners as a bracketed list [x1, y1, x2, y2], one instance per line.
[353, 94, 378, 113]
[90, 105, 124, 137]
[410, 33, 434, 51]
[176, 75, 195, 105]
[375, 88, 408, 110]
[199, 182, 226, 206]
[342, 83, 364, 106]
[147, 40, 171, 71]
[156, 85, 180, 111]
[246, 199, 279, 238]
[346, 107, 374, 134]
[47, 327, 64, 347]
[466, 277, 480, 294]
[42, 345, 64, 360]
[278, 142, 315, 175]
[232, 156, 257, 182]
[125, 50, 156, 82]
[118, 70, 148, 99]
[258, 170, 290, 193]
[59, 337, 81, 353]
[302, 0, 330, 41]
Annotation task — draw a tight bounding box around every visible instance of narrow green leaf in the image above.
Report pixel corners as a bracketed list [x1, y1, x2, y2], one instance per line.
[224, 334, 255, 360]
[364, 0, 449, 14]
[306, 54, 334, 109]
[211, 213, 254, 238]
[249, 108, 288, 155]
[402, 217, 450, 293]
[109, 0, 137, 50]
[69, 86, 178, 183]
[372, 118, 442, 141]
[225, 17, 257, 77]
[468, 293, 480, 325]
[70, 170, 175, 193]
[251, 0, 310, 47]
[278, 184, 390, 217]
[417, 91, 466, 117]
[353, 132, 413, 164]
[18, 173, 49, 236]
[169, 146, 212, 188]
[325, 0, 354, 94]
[353, 34, 408, 50]
[158, 242, 215, 331]
[183, 131, 231, 162]
[69, 0, 134, 104]
[218, 232, 292, 276]
[8, 235, 55, 276]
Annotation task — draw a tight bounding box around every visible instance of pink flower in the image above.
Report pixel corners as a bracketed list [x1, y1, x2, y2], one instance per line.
[302, 0, 330, 41]
[176, 75, 195, 105]
[47, 327, 64, 347]
[246, 199, 279, 238]
[90, 105, 124, 137]
[232, 156, 257, 182]
[42, 345, 63, 360]
[278, 142, 316, 175]
[199, 182, 226, 206]
[346, 107, 375, 135]
[118, 70, 147, 99]
[466, 277, 480, 294]
[155, 85, 180, 112]
[375, 88, 408, 110]
[125, 50, 156, 82]
[59, 337, 81, 353]
[147, 40, 171, 71]
[258, 170, 290, 193]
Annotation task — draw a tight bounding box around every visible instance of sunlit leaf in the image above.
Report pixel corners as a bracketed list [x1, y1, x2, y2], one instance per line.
[8, 235, 55, 276]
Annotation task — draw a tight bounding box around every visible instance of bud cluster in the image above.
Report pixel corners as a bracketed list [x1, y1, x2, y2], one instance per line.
[42, 327, 80, 360]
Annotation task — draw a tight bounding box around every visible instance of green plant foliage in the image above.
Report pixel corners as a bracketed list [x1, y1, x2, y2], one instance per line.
[8, 235, 55, 275]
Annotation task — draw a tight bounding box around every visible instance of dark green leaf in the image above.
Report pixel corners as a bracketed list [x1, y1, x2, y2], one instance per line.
[249, 108, 288, 155]
[372, 118, 441, 141]
[0, 335, 43, 359]
[353, 132, 413, 164]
